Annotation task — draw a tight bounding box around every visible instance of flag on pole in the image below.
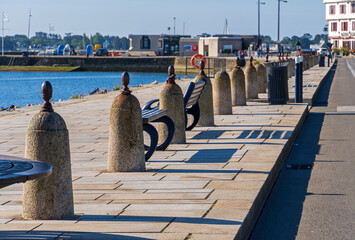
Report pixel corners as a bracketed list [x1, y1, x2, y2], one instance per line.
[49, 24, 54, 31]
[2, 13, 9, 22]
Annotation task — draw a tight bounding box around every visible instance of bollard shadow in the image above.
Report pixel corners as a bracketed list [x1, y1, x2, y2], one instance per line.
[0, 230, 152, 240]
[76, 215, 242, 225]
[250, 62, 338, 239]
[0, 217, 242, 239]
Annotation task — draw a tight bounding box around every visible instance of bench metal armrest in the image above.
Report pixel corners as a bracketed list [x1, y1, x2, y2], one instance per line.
[142, 99, 159, 110]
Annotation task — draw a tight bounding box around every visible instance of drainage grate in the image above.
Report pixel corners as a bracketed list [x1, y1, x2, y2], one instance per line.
[285, 164, 313, 170]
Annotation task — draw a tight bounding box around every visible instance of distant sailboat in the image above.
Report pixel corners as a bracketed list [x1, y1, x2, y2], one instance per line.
[223, 19, 229, 35]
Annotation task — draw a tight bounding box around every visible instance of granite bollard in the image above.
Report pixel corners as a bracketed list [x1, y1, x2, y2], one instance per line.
[193, 61, 214, 126]
[255, 62, 267, 93]
[213, 70, 232, 115]
[230, 58, 246, 106]
[244, 57, 258, 99]
[107, 72, 145, 172]
[22, 81, 74, 220]
[158, 65, 186, 144]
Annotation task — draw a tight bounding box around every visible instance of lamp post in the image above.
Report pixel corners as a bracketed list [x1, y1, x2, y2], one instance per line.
[258, 0, 266, 47]
[277, 0, 287, 42]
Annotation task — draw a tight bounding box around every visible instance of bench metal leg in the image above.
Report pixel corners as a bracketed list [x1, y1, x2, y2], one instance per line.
[152, 116, 175, 150]
[185, 104, 200, 131]
[143, 123, 158, 161]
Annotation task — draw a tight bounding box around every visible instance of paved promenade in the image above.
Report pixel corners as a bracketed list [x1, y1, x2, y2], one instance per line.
[0, 62, 332, 239]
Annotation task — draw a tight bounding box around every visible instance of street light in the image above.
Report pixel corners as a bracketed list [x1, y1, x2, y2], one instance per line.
[258, 0, 266, 47]
[278, 0, 287, 42]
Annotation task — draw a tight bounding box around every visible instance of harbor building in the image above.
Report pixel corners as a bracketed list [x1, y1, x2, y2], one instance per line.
[324, 0, 355, 49]
[129, 34, 259, 57]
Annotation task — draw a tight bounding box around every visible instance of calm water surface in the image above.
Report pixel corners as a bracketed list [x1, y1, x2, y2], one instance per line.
[0, 72, 185, 108]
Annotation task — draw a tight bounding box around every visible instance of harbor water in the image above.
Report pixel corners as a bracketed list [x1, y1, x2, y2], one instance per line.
[0, 72, 186, 109]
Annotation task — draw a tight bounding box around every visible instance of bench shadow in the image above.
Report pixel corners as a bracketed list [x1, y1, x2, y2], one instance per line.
[192, 129, 293, 140]
[186, 148, 237, 163]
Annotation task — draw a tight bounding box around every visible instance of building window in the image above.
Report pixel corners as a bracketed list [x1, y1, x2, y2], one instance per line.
[341, 22, 348, 31]
[352, 3, 355, 13]
[140, 36, 150, 49]
[353, 22, 355, 31]
[340, 4, 346, 14]
[334, 40, 338, 48]
[331, 22, 337, 32]
[330, 5, 336, 15]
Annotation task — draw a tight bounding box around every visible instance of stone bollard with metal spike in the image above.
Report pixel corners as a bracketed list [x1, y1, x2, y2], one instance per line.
[244, 57, 258, 99]
[158, 66, 186, 144]
[213, 70, 232, 115]
[230, 58, 246, 106]
[255, 61, 267, 93]
[107, 72, 145, 172]
[193, 61, 214, 126]
[22, 81, 74, 220]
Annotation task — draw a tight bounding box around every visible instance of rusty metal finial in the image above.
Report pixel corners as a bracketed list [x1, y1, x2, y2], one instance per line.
[249, 57, 253, 67]
[41, 81, 53, 112]
[166, 65, 176, 84]
[121, 71, 132, 95]
[282, 53, 285, 61]
[286, 53, 289, 61]
[265, 54, 269, 62]
[278, 54, 281, 61]
[199, 60, 206, 76]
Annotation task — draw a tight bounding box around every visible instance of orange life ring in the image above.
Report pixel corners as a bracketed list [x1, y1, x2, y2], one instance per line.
[190, 54, 206, 69]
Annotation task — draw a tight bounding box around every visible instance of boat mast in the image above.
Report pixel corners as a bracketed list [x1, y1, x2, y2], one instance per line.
[27, 9, 32, 53]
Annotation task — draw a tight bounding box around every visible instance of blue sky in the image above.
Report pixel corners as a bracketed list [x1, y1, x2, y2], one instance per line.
[1, 0, 326, 40]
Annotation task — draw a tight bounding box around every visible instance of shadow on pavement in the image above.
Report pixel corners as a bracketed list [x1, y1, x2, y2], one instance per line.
[249, 62, 337, 240]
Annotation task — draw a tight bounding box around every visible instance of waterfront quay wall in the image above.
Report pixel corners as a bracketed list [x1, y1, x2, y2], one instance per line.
[0, 56, 237, 74]
[0, 56, 176, 72]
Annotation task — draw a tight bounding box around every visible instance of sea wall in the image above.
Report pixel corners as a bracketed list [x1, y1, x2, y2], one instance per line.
[0, 56, 176, 72]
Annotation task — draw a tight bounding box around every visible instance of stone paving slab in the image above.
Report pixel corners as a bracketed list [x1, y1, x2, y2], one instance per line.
[0, 63, 333, 239]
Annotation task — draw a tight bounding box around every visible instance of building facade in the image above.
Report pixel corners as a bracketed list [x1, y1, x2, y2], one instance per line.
[324, 0, 355, 49]
[129, 35, 190, 56]
[129, 34, 259, 57]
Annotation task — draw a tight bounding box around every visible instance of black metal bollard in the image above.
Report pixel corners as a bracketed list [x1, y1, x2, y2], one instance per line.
[295, 57, 303, 103]
[327, 53, 330, 67]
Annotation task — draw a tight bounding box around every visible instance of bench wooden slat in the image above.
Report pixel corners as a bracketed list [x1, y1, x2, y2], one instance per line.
[142, 108, 168, 123]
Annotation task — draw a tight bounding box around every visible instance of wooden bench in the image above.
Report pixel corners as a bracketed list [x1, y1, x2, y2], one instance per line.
[142, 108, 175, 161]
[183, 80, 206, 130]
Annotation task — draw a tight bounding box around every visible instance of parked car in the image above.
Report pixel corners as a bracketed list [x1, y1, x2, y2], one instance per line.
[93, 48, 109, 56]
[317, 48, 328, 55]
